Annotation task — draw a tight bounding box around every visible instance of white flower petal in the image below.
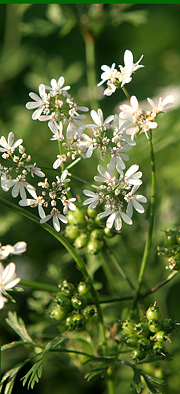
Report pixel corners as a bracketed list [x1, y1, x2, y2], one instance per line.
[13, 242, 27, 255]
[53, 216, 60, 232]
[2, 262, 16, 282]
[120, 212, 132, 225]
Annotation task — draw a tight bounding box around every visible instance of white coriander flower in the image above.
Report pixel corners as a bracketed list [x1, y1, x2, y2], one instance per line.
[48, 120, 64, 141]
[40, 208, 68, 232]
[124, 164, 143, 186]
[124, 185, 147, 218]
[98, 207, 132, 231]
[117, 164, 143, 187]
[46, 76, 70, 93]
[7, 177, 37, 200]
[1, 173, 10, 192]
[119, 96, 141, 120]
[66, 118, 86, 139]
[94, 164, 115, 185]
[77, 133, 94, 159]
[62, 197, 76, 215]
[147, 95, 174, 115]
[19, 194, 46, 219]
[0, 132, 23, 155]
[0, 262, 21, 309]
[57, 169, 70, 185]
[110, 144, 132, 171]
[104, 83, 117, 96]
[119, 50, 144, 87]
[125, 126, 140, 141]
[88, 108, 114, 129]
[53, 155, 66, 169]
[83, 190, 103, 209]
[0, 241, 26, 260]
[26, 84, 51, 121]
[27, 163, 45, 178]
[97, 63, 117, 87]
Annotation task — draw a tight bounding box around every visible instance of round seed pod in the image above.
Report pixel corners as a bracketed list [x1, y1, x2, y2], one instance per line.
[71, 294, 87, 310]
[87, 239, 104, 254]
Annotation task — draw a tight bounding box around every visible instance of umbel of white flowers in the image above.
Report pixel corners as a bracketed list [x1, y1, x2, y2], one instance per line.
[0, 241, 27, 309]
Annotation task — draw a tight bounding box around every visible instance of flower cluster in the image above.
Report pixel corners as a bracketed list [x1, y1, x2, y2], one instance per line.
[0, 50, 174, 234]
[0, 241, 26, 309]
[83, 163, 147, 231]
[19, 169, 76, 232]
[97, 50, 144, 96]
[119, 95, 174, 139]
[0, 132, 44, 199]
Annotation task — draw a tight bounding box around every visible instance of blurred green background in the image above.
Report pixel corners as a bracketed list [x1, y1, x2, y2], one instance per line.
[0, 4, 180, 394]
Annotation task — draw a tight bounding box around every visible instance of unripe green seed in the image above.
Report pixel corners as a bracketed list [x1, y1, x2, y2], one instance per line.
[148, 319, 161, 333]
[125, 335, 138, 347]
[122, 320, 136, 335]
[95, 215, 106, 228]
[83, 306, 95, 320]
[137, 338, 151, 351]
[66, 208, 86, 227]
[71, 294, 87, 310]
[87, 239, 104, 254]
[153, 342, 166, 355]
[154, 330, 168, 342]
[59, 280, 75, 298]
[74, 233, 89, 249]
[72, 313, 85, 330]
[146, 305, 161, 321]
[131, 348, 146, 361]
[134, 323, 150, 338]
[90, 228, 104, 240]
[65, 225, 80, 240]
[50, 304, 68, 321]
[66, 315, 76, 330]
[54, 293, 72, 312]
[104, 227, 114, 238]
[78, 281, 90, 296]
[87, 206, 98, 218]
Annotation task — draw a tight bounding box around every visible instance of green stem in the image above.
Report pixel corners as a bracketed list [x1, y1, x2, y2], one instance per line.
[104, 243, 135, 291]
[99, 250, 119, 294]
[19, 280, 59, 293]
[81, 26, 98, 111]
[132, 131, 156, 309]
[121, 86, 130, 100]
[107, 365, 115, 394]
[0, 197, 107, 352]
[66, 156, 82, 170]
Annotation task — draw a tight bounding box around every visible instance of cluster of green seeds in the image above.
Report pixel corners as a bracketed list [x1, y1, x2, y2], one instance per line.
[49, 280, 95, 330]
[65, 206, 116, 254]
[121, 303, 177, 361]
[157, 229, 180, 270]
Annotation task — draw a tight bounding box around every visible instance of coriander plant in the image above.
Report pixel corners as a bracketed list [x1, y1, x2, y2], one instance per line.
[0, 49, 179, 394]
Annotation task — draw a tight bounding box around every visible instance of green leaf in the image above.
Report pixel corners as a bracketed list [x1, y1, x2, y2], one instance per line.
[1, 341, 25, 351]
[6, 312, 34, 344]
[0, 360, 29, 394]
[143, 374, 161, 394]
[2, 291, 16, 304]
[44, 334, 69, 351]
[21, 358, 43, 389]
[85, 364, 108, 382]
[131, 368, 143, 393]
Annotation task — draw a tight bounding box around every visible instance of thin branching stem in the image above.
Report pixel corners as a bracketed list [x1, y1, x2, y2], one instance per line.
[104, 243, 135, 291]
[132, 131, 156, 308]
